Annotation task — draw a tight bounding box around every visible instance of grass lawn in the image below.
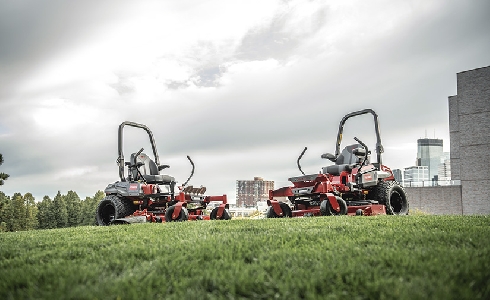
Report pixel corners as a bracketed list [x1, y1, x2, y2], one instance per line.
[0, 215, 489, 299]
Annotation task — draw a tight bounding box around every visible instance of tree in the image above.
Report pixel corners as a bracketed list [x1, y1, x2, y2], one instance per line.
[37, 196, 56, 229]
[65, 190, 81, 227]
[24, 193, 38, 230]
[0, 153, 9, 185]
[80, 191, 104, 226]
[10, 193, 26, 231]
[0, 191, 10, 231]
[52, 191, 68, 228]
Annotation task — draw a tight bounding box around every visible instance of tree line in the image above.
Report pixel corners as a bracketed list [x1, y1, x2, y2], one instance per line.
[0, 190, 104, 232]
[0, 153, 105, 231]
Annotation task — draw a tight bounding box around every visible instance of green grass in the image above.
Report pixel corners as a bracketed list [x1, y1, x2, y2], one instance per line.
[0, 216, 489, 300]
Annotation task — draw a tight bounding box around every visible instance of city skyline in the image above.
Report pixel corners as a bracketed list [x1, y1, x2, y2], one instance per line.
[1, 1, 489, 203]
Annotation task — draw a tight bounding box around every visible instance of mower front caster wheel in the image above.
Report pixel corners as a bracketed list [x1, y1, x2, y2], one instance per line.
[320, 197, 348, 216]
[210, 207, 232, 220]
[266, 202, 292, 218]
[165, 205, 189, 222]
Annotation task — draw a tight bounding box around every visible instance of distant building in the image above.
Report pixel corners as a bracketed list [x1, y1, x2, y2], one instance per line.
[417, 138, 443, 181]
[392, 169, 403, 183]
[236, 177, 274, 207]
[438, 152, 451, 181]
[404, 166, 429, 185]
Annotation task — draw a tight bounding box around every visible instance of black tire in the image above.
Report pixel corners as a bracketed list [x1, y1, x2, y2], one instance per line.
[165, 205, 189, 222]
[266, 202, 292, 218]
[320, 196, 348, 216]
[376, 181, 409, 215]
[210, 207, 232, 220]
[96, 195, 137, 226]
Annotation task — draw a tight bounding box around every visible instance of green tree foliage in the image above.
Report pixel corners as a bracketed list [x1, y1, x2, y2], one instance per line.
[52, 191, 68, 228]
[65, 190, 81, 227]
[0, 191, 10, 232]
[0, 153, 9, 186]
[0, 193, 37, 232]
[37, 196, 56, 229]
[24, 193, 38, 230]
[1, 190, 105, 231]
[10, 193, 26, 231]
[80, 191, 104, 226]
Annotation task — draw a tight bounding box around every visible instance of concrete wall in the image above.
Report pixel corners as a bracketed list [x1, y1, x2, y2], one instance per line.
[405, 186, 462, 215]
[448, 66, 490, 215]
[448, 95, 460, 180]
[408, 66, 489, 215]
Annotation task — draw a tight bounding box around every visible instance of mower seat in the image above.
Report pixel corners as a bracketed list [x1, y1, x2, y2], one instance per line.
[322, 144, 363, 176]
[131, 153, 175, 184]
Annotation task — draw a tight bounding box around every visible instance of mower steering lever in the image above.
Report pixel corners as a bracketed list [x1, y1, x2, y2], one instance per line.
[354, 137, 369, 166]
[297, 147, 307, 175]
[354, 137, 367, 150]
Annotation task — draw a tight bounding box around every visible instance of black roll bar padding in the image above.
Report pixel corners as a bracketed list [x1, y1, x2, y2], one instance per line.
[334, 109, 383, 165]
[182, 155, 195, 187]
[117, 121, 161, 182]
[297, 146, 307, 175]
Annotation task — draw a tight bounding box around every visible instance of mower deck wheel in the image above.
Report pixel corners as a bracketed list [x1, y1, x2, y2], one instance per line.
[320, 196, 348, 216]
[164, 205, 189, 222]
[266, 202, 292, 218]
[210, 207, 232, 220]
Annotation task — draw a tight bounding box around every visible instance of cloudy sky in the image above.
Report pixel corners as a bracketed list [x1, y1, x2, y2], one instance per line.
[1, 0, 489, 202]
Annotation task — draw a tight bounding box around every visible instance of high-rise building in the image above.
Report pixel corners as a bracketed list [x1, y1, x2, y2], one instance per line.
[417, 138, 443, 181]
[438, 152, 451, 181]
[236, 177, 274, 207]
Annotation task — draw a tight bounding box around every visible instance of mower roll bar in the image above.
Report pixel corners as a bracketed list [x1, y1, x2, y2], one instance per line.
[117, 121, 161, 182]
[334, 109, 384, 165]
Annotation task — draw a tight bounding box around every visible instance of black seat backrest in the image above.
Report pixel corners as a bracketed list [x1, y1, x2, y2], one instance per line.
[335, 144, 361, 165]
[130, 153, 159, 179]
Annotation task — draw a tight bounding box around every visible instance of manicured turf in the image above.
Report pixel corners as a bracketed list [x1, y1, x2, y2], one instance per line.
[0, 215, 489, 299]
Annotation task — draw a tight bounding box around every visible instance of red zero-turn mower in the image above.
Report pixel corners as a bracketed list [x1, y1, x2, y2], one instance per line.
[267, 109, 409, 218]
[96, 121, 231, 225]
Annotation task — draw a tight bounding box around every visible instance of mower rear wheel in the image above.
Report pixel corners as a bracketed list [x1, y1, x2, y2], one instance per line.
[376, 181, 409, 215]
[320, 196, 348, 216]
[266, 202, 292, 218]
[210, 207, 232, 220]
[164, 205, 189, 222]
[96, 195, 137, 226]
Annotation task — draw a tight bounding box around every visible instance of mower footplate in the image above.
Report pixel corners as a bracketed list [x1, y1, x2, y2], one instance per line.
[291, 209, 321, 217]
[111, 215, 148, 225]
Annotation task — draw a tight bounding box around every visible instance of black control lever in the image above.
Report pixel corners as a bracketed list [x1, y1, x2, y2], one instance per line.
[297, 147, 307, 175]
[182, 155, 195, 187]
